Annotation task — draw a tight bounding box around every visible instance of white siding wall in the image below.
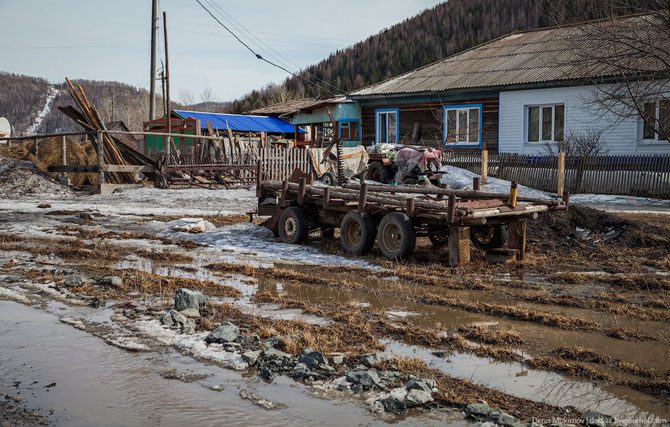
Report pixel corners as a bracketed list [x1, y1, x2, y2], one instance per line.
[498, 84, 670, 155]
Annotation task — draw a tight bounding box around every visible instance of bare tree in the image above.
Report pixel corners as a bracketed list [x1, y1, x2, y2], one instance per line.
[200, 87, 215, 104]
[178, 89, 195, 106]
[563, 1, 670, 142]
[544, 127, 608, 157]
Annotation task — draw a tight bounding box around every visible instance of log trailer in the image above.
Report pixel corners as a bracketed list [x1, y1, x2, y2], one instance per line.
[256, 173, 568, 266]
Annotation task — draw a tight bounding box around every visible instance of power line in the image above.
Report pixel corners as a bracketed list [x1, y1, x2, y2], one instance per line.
[204, 0, 344, 94]
[193, 0, 340, 96]
[0, 41, 148, 49]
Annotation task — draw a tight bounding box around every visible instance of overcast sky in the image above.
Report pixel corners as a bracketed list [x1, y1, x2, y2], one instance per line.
[0, 0, 444, 101]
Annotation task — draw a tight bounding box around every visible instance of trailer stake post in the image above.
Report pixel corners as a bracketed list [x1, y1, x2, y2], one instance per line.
[323, 187, 330, 209]
[358, 183, 368, 213]
[406, 197, 415, 216]
[447, 195, 456, 223]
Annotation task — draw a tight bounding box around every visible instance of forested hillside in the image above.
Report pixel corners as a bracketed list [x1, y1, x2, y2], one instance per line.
[0, 73, 51, 133]
[229, 0, 663, 113]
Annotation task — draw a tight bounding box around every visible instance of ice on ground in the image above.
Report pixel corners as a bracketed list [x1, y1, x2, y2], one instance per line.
[133, 319, 248, 370]
[0, 287, 31, 304]
[151, 221, 379, 270]
[0, 187, 258, 217]
[168, 218, 216, 234]
[0, 156, 73, 199]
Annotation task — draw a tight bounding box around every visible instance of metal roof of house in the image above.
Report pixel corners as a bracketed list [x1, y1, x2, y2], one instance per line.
[249, 96, 349, 116]
[173, 110, 297, 133]
[350, 13, 669, 97]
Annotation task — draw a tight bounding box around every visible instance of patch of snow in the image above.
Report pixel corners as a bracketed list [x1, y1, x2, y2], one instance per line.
[167, 218, 215, 234]
[133, 319, 248, 370]
[26, 86, 60, 135]
[0, 287, 31, 304]
[440, 165, 552, 200]
[154, 221, 379, 270]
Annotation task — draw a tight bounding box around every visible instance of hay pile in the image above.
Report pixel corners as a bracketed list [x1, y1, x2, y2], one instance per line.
[0, 136, 98, 186]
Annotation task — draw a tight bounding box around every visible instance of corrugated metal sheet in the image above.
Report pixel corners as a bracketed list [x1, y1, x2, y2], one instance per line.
[173, 110, 298, 133]
[351, 14, 669, 97]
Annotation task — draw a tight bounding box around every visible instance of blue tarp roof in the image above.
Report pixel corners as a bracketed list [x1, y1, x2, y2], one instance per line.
[173, 110, 300, 134]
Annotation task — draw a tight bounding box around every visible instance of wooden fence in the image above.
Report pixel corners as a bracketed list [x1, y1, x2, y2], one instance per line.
[163, 146, 314, 185]
[444, 151, 670, 199]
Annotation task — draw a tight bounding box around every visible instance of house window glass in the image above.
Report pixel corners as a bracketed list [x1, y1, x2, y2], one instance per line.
[444, 105, 481, 146]
[446, 110, 456, 143]
[527, 104, 565, 143]
[376, 110, 398, 144]
[643, 102, 656, 139]
[339, 121, 359, 140]
[528, 106, 539, 142]
[661, 101, 670, 138]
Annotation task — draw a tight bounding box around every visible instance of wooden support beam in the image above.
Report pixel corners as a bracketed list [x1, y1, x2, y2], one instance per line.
[358, 183, 368, 213]
[406, 197, 415, 216]
[323, 186, 331, 209]
[298, 177, 306, 204]
[447, 195, 456, 223]
[448, 226, 470, 267]
[102, 164, 155, 173]
[508, 221, 527, 261]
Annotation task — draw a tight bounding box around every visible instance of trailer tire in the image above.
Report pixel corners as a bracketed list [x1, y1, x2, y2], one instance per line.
[278, 207, 309, 244]
[339, 211, 376, 255]
[471, 225, 507, 250]
[320, 172, 337, 186]
[366, 161, 390, 184]
[378, 212, 416, 260]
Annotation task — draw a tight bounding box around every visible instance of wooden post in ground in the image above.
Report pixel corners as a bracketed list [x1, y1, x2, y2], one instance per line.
[60, 135, 69, 185]
[96, 131, 105, 193]
[255, 160, 262, 197]
[448, 226, 470, 267]
[557, 152, 566, 196]
[481, 149, 488, 184]
[508, 221, 527, 261]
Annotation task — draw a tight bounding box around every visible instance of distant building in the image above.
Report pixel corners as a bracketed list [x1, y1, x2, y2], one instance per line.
[349, 14, 670, 155]
[251, 97, 361, 147]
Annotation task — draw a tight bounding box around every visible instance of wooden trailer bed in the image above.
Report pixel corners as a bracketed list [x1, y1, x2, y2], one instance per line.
[256, 176, 567, 266]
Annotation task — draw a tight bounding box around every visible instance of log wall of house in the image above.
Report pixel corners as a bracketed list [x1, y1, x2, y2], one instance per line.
[361, 97, 499, 152]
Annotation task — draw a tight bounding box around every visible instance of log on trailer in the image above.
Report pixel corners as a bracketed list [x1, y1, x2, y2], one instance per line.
[257, 179, 567, 266]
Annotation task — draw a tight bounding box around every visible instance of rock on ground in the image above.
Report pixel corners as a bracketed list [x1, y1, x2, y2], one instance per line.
[174, 288, 208, 312]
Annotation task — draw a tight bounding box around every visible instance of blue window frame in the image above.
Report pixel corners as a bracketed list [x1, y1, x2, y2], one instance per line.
[337, 119, 360, 141]
[443, 104, 483, 147]
[375, 108, 399, 144]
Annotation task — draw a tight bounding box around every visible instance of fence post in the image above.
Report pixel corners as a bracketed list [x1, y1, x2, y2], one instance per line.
[556, 152, 565, 196]
[481, 149, 488, 184]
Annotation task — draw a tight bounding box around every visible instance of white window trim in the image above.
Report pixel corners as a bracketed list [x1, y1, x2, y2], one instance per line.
[525, 103, 565, 144]
[443, 105, 481, 146]
[638, 100, 668, 145]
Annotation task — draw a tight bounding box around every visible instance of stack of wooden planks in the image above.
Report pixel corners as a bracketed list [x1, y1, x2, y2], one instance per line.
[58, 78, 159, 184]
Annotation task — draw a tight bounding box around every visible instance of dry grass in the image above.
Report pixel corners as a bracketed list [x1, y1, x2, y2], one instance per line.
[458, 325, 524, 345]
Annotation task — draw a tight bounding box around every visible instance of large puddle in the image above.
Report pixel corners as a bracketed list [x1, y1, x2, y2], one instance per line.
[0, 301, 456, 426]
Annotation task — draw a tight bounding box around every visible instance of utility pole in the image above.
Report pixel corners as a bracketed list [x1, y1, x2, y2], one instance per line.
[159, 64, 166, 117]
[163, 10, 171, 158]
[149, 0, 158, 120]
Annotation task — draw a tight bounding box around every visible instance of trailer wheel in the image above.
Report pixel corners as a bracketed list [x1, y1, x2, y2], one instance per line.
[278, 207, 309, 244]
[320, 172, 337, 186]
[366, 161, 390, 183]
[471, 225, 507, 250]
[378, 212, 416, 260]
[339, 212, 376, 255]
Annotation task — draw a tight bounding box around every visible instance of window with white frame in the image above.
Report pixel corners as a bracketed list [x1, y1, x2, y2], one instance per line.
[526, 104, 565, 143]
[375, 110, 398, 144]
[641, 100, 670, 142]
[444, 105, 480, 146]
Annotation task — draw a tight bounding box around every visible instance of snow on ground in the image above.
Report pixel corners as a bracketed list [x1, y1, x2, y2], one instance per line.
[0, 187, 258, 217]
[26, 86, 60, 135]
[149, 220, 379, 270]
[441, 165, 670, 213]
[440, 165, 553, 200]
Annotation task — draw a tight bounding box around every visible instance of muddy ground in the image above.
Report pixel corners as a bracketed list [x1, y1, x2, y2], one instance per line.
[0, 189, 668, 426]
